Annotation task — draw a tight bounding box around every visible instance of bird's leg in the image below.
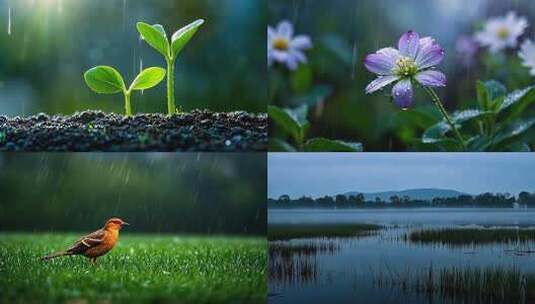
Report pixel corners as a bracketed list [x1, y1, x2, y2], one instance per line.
[90, 258, 97, 266]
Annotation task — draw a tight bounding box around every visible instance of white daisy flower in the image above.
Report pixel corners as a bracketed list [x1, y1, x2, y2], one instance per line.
[268, 20, 312, 71]
[474, 12, 528, 53]
[519, 39, 535, 76]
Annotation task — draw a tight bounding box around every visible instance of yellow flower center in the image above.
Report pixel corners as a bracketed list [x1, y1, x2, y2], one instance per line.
[497, 27, 510, 40]
[394, 56, 418, 77]
[272, 37, 290, 51]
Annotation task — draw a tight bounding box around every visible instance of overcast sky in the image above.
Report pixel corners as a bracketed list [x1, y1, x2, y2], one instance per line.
[268, 153, 535, 198]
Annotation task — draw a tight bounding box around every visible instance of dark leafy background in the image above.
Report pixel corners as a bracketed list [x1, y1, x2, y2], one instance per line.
[269, 0, 535, 151]
[0, 0, 266, 116]
[0, 153, 266, 235]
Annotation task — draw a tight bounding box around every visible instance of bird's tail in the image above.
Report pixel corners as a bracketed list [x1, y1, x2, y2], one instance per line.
[40, 251, 70, 261]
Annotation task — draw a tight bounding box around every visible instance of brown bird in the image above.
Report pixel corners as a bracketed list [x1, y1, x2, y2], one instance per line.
[41, 218, 129, 264]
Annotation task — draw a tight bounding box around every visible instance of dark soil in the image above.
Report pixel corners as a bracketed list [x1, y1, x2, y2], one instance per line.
[0, 110, 267, 151]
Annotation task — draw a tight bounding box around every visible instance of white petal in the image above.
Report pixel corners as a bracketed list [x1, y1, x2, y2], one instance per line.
[277, 20, 294, 39]
[291, 35, 312, 50]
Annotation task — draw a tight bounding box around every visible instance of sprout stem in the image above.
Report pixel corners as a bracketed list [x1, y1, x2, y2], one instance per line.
[166, 58, 175, 116]
[124, 91, 132, 116]
[423, 86, 466, 150]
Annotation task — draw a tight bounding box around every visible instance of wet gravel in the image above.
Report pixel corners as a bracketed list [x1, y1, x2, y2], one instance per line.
[0, 110, 267, 151]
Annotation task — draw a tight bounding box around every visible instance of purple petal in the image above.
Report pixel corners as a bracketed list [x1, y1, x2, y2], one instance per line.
[291, 35, 312, 50]
[419, 37, 435, 49]
[392, 79, 413, 108]
[364, 53, 396, 75]
[416, 44, 445, 69]
[398, 31, 420, 58]
[365, 76, 399, 94]
[415, 70, 447, 87]
[377, 47, 401, 63]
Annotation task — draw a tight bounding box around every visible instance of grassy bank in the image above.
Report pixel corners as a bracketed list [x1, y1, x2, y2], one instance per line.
[268, 223, 381, 241]
[0, 233, 266, 304]
[376, 266, 535, 303]
[408, 228, 535, 246]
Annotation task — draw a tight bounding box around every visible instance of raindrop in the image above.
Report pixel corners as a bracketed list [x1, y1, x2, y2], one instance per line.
[224, 140, 231, 146]
[139, 58, 144, 95]
[7, 6, 11, 36]
[351, 41, 358, 80]
[122, 0, 127, 30]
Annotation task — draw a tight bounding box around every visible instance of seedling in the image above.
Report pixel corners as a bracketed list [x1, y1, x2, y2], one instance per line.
[137, 19, 204, 115]
[84, 66, 166, 116]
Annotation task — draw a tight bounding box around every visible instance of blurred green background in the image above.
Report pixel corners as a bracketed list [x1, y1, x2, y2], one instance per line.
[0, 153, 266, 235]
[269, 0, 535, 151]
[0, 0, 266, 116]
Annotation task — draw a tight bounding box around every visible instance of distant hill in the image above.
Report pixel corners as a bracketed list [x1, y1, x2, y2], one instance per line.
[343, 188, 467, 202]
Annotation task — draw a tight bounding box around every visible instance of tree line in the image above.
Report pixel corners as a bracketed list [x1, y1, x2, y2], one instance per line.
[268, 192, 535, 209]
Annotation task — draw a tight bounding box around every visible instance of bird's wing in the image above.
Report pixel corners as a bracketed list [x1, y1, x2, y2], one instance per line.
[66, 229, 106, 254]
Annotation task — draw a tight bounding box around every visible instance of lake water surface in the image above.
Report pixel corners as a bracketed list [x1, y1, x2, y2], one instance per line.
[268, 208, 535, 304]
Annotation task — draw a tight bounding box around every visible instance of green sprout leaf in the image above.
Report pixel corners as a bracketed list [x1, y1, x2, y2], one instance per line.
[84, 66, 126, 94]
[171, 19, 205, 58]
[303, 138, 363, 152]
[137, 22, 170, 58]
[129, 67, 166, 91]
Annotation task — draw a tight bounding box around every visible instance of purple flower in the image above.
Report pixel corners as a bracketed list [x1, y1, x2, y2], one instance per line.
[364, 31, 446, 108]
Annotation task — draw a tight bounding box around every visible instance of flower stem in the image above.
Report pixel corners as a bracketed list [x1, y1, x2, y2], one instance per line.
[124, 91, 132, 116]
[166, 58, 175, 116]
[423, 86, 467, 150]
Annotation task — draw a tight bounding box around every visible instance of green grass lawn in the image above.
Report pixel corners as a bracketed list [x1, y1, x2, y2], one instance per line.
[0, 233, 266, 304]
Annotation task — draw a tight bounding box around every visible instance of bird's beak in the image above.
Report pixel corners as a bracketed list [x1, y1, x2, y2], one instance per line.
[122, 222, 130, 226]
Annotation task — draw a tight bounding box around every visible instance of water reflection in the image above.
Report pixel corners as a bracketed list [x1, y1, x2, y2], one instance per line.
[268, 209, 535, 304]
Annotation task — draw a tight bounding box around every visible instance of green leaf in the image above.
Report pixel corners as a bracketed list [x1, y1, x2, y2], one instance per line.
[421, 122, 450, 144]
[269, 139, 297, 152]
[451, 109, 494, 124]
[476, 80, 506, 111]
[268, 105, 303, 144]
[286, 104, 309, 126]
[492, 118, 535, 150]
[129, 67, 166, 91]
[84, 66, 126, 94]
[152, 24, 167, 37]
[483, 80, 506, 101]
[497, 86, 535, 122]
[171, 19, 204, 58]
[137, 22, 170, 58]
[476, 81, 490, 110]
[422, 109, 491, 144]
[303, 138, 363, 152]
